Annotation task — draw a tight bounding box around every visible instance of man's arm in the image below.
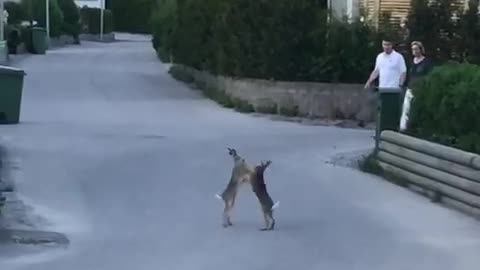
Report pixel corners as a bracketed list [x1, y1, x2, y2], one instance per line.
[365, 55, 380, 89]
[399, 54, 407, 87]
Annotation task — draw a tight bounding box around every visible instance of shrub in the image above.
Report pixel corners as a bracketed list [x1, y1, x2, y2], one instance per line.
[156, 47, 170, 63]
[5, 25, 21, 54]
[407, 0, 460, 63]
[408, 64, 480, 154]
[232, 98, 255, 113]
[57, 0, 81, 37]
[4, 1, 25, 24]
[215, 91, 234, 108]
[168, 66, 194, 84]
[79, 7, 114, 35]
[111, 0, 155, 33]
[313, 20, 379, 83]
[458, 0, 480, 64]
[171, 0, 222, 71]
[151, 0, 176, 60]
[153, 0, 379, 84]
[256, 104, 278, 114]
[21, 0, 64, 37]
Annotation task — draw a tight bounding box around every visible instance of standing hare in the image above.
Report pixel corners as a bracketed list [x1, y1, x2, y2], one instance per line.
[251, 161, 279, 231]
[216, 148, 254, 227]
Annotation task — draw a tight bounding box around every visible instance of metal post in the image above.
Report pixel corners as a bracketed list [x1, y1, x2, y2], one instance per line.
[0, 0, 4, 41]
[46, 0, 50, 46]
[100, 0, 104, 41]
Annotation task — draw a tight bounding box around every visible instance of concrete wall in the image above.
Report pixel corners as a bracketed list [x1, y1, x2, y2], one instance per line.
[177, 65, 376, 122]
[376, 130, 480, 217]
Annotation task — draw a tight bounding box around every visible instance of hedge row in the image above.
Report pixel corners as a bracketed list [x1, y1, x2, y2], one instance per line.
[152, 0, 480, 83]
[408, 64, 480, 155]
[79, 7, 114, 35]
[407, 0, 480, 64]
[10, 0, 79, 38]
[111, 0, 155, 34]
[152, 0, 383, 84]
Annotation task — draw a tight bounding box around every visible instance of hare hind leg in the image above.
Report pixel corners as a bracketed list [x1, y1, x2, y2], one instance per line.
[222, 195, 236, 227]
[260, 211, 275, 231]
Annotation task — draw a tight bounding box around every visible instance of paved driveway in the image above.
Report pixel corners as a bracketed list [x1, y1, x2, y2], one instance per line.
[0, 35, 479, 270]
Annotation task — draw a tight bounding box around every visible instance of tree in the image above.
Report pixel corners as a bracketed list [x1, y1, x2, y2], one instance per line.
[151, 0, 177, 61]
[57, 0, 81, 38]
[4, 1, 25, 24]
[458, 0, 480, 64]
[21, 0, 64, 37]
[407, 0, 457, 63]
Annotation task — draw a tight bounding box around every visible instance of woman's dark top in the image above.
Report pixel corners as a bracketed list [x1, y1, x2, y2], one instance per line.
[408, 57, 433, 88]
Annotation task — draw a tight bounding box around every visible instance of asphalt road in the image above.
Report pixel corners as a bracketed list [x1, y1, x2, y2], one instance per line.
[1, 34, 479, 270]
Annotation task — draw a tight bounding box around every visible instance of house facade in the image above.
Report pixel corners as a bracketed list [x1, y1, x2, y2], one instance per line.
[330, 0, 475, 27]
[360, 0, 474, 28]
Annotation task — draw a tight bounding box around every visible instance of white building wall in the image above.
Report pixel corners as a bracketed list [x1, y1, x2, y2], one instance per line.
[329, 0, 360, 22]
[75, 0, 103, 9]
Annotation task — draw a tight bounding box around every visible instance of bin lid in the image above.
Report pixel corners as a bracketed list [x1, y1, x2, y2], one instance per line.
[0, 65, 26, 76]
[31, 27, 47, 32]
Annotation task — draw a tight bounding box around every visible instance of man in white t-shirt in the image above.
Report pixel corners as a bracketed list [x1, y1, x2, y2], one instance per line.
[364, 39, 407, 89]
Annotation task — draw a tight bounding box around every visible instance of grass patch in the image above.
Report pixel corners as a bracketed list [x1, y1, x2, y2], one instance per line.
[358, 152, 383, 175]
[359, 152, 408, 187]
[204, 87, 235, 108]
[232, 98, 255, 113]
[168, 66, 194, 83]
[216, 91, 235, 108]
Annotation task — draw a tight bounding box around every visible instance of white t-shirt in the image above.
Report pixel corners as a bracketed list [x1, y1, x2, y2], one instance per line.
[374, 51, 407, 88]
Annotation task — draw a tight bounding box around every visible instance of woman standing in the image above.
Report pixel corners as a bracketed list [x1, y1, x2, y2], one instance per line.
[408, 41, 433, 88]
[400, 41, 433, 131]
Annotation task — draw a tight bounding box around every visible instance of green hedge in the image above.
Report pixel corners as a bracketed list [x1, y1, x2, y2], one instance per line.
[408, 64, 480, 154]
[151, 0, 176, 62]
[153, 0, 381, 83]
[21, 0, 64, 37]
[4, 1, 25, 24]
[79, 7, 114, 35]
[58, 0, 81, 37]
[111, 0, 155, 33]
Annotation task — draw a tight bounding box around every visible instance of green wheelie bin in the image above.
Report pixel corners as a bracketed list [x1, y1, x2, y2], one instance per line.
[374, 87, 402, 151]
[31, 27, 48, 54]
[0, 65, 26, 124]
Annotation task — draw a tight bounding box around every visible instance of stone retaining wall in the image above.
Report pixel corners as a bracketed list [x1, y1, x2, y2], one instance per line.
[177, 65, 376, 122]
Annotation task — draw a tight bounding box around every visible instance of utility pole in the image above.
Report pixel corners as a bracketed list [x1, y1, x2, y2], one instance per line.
[46, 0, 50, 46]
[100, 0, 104, 41]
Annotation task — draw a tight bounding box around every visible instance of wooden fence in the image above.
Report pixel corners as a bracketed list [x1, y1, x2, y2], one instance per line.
[376, 130, 480, 216]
